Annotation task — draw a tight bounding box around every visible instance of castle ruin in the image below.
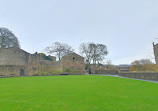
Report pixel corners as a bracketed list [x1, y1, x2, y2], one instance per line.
[153, 42, 158, 64]
[0, 47, 85, 77]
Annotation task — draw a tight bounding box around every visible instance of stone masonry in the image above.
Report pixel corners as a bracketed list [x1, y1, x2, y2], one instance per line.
[0, 47, 85, 77]
[153, 42, 158, 64]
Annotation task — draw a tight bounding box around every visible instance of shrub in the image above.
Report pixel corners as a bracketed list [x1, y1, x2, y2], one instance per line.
[42, 55, 53, 61]
[64, 67, 71, 72]
[85, 64, 89, 70]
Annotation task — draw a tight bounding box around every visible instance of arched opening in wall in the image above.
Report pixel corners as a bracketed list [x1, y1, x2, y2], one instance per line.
[20, 69, 25, 76]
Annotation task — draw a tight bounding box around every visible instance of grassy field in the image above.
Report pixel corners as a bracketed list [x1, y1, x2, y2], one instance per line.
[0, 75, 158, 111]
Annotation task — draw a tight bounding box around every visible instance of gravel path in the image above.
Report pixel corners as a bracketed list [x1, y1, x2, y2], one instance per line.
[94, 74, 158, 83]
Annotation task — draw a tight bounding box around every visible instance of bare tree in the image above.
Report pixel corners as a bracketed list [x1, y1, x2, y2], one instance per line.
[131, 59, 153, 66]
[131, 60, 141, 66]
[131, 59, 154, 71]
[89, 43, 97, 64]
[79, 43, 93, 64]
[139, 59, 154, 65]
[0, 27, 20, 48]
[45, 42, 74, 61]
[95, 43, 108, 64]
[79, 42, 108, 64]
[105, 60, 112, 69]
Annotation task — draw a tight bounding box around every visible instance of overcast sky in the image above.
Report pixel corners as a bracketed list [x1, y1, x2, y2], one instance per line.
[0, 0, 157, 65]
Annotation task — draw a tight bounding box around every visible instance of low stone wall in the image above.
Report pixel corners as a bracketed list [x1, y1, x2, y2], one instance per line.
[118, 72, 158, 81]
[0, 63, 85, 78]
[0, 65, 27, 77]
[95, 70, 118, 75]
[0, 65, 38, 77]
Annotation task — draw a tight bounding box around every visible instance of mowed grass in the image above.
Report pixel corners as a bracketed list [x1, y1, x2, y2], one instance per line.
[0, 75, 158, 111]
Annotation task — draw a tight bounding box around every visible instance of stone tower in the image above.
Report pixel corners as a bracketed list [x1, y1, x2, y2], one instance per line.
[153, 42, 158, 64]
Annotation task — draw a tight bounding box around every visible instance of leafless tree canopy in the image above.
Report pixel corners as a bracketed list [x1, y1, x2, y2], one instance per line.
[131, 59, 154, 66]
[79, 43, 92, 64]
[45, 42, 74, 61]
[0, 27, 20, 48]
[106, 60, 112, 65]
[79, 42, 108, 64]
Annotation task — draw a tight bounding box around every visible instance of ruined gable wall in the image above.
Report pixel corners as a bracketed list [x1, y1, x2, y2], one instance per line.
[0, 48, 30, 65]
[62, 53, 85, 70]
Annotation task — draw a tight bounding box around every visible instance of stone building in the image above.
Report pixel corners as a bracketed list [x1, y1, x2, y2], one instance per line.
[61, 53, 85, 74]
[0, 47, 85, 77]
[153, 42, 158, 64]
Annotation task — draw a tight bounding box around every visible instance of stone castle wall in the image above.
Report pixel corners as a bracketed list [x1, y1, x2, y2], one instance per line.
[29, 53, 41, 65]
[0, 47, 30, 65]
[37, 61, 63, 75]
[0, 62, 63, 78]
[0, 65, 35, 77]
[153, 43, 158, 64]
[0, 48, 85, 77]
[0, 48, 57, 66]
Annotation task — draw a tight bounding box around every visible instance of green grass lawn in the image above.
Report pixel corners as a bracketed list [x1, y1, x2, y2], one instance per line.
[0, 75, 158, 111]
